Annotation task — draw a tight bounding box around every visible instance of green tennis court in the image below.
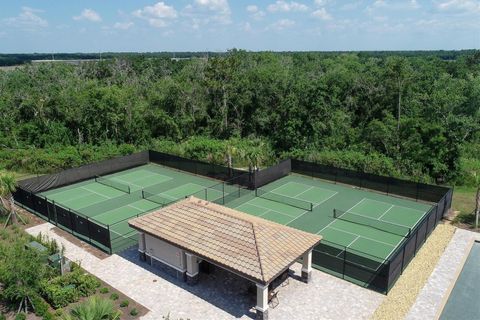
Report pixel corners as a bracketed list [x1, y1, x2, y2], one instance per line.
[40, 163, 238, 252]
[227, 173, 432, 285]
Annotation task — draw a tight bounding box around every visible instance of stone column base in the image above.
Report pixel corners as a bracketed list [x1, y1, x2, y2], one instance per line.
[186, 273, 199, 285]
[301, 270, 312, 283]
[256, 309, 269, 320]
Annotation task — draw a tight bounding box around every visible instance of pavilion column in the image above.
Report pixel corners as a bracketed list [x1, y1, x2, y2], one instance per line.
[185, 252, 199, 285]
[138, 232, 146, 262]
[256, 283, 269, 320]
[301, 249, 313, 283]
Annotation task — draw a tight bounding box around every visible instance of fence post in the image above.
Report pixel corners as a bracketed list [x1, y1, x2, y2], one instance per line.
[86, 217, 92, 243]
[341, 248, 347, 279]
[68, 210, 74, 235]
[107, 225, 112, 255]
[45, 196, 51, 223]
[415, 182, 420, 202]
[401, 246, 406, 272]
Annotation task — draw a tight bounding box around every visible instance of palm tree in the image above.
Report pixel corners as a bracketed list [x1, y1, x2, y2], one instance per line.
[0, 171, 25, 228]
[224, 139, 238, 176]
[62, 296, 121, 320]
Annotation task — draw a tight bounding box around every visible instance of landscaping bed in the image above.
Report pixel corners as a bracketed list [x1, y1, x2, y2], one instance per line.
[0, 210, 148, 320]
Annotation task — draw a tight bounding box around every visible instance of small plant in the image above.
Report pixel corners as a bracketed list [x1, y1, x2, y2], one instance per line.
[0, 314, 6, 320]
[68, 296, 121, 320]
[100, 287, 109, 294]
[54, 308, 64, 317]
[0, 229, 9, 240]
[130, 308, 138, 316]
[120, 300, 129, 308]
[15, 313, 26, 320]
[110, 293, 119, 300]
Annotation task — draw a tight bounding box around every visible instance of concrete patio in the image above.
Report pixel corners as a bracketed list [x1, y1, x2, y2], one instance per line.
[27, 222, 384, 320]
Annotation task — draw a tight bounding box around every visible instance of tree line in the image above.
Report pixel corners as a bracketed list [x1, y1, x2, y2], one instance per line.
[0, 50, 478, 185]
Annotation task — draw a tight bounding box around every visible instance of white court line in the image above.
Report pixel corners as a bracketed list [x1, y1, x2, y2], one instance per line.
[378, 205, 395, 219]
[80, 186, 110, 199]
[290, 186, 315, 198]
[247, 200, 298, 218]
[312, 191, 338, 208]
[286, 191, 339, 226]
[127, 204, 147, 212]
[348, 207, 412, 229]
[366, 198, 426, 214]
[317, 198, 368, 234]
[105, 176, 143, 189]
[328, 226, 396, 248]
[336, 235, 361, 257]
[52, 189, 94, 203]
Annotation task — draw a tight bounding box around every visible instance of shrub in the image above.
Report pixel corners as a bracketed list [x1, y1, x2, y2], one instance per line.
[130, 308, 138, 316]
[100, 287, 109, 294]
[68, 296, 121, 320]
[15, 313, 26, 320]
[40, 281, 78, 308]
[40, 268, 100, 308]
[120, 300, 129, 308]
[0, 314, 5, 320]
[110, 293, 119, 300]
[31, 294, 50, 317]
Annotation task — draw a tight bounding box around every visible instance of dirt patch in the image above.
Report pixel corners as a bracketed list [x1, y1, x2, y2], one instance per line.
[371, 223, 456, 320]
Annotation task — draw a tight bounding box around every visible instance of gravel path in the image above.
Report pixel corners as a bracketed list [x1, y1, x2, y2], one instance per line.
[406, 227, 480, 320]
[371, 223, 456, 320]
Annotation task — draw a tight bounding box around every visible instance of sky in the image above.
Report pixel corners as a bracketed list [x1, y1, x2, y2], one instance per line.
[0, 0, 479, 53]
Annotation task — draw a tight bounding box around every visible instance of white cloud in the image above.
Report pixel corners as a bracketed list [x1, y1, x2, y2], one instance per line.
[267, 18, 296, 30]
[114, 22, 134, 30]
[133, 2, 177, 28]
[182, 0, 232, 27]
[312, 8, 332, 20]
[246, 4, 266, 20]
[436, 0, 480, 12]
[246, 5, 259, 13]
[267, 1, 308, 12]
[242, 21, 252, 32]
[3, 7, 48, 29]
[73, 9, 102, 22]
[314, 0, 331, 6]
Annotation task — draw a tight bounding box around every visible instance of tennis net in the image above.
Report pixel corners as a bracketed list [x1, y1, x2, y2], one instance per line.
[333, 209, 411, 237]
[142, 190, 175, 207]
[95, 176, 131, 194]
[255, 188, 313, 211]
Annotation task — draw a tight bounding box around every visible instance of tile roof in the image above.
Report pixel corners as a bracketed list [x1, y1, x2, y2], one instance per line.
[129, 196, 322, 284]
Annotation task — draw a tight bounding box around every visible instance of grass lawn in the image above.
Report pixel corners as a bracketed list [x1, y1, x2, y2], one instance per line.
[451, 186, 478, 229]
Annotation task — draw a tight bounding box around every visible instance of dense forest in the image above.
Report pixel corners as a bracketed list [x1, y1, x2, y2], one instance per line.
[0, 50, 479, 186]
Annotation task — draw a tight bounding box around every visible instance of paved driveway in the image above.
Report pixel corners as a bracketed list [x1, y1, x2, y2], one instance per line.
[27, 223, 384, 320]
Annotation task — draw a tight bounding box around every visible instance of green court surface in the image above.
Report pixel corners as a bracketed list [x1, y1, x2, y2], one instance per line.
[439, 242, 480, 320]
[227, 174, 432, 274]
[40, 163, 237, 252]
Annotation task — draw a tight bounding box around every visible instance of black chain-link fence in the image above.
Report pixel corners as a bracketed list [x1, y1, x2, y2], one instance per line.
[14, 151, 252, 254]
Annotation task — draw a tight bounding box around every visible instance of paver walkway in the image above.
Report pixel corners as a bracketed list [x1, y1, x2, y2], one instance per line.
[27, 223, 384, 320]
[406, 228, 480, 320]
